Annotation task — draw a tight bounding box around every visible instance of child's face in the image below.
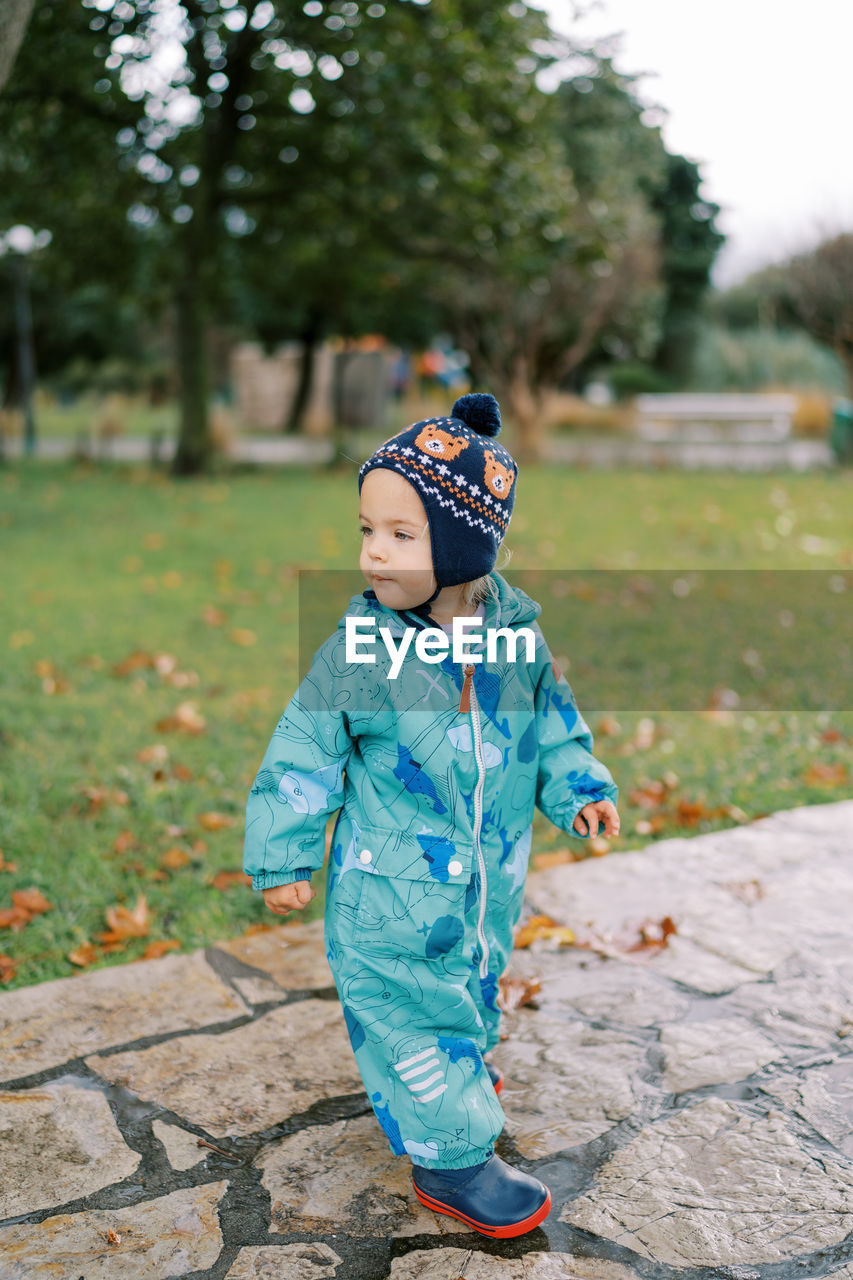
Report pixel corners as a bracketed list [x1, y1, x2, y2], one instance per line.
[359, 468, 436, 611]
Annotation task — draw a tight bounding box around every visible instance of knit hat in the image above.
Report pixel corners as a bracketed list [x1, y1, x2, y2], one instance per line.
[358, 393, 517, 590]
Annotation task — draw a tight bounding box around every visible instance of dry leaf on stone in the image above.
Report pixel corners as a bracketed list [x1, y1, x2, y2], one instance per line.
[498, 976, 542, 1013]
[725, 879, 765, 905]
[106, 1228, 122, 1246]
[198, 811, 236, 831]
[575, 915, 677, 962]
[211, 871, 252, 891]
[513, 914, 576, 949]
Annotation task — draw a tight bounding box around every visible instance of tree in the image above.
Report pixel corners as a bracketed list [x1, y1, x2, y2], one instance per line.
[0, 0, 34, 92]
[776, 234, 853, 400]
[646, 153, 724, 386]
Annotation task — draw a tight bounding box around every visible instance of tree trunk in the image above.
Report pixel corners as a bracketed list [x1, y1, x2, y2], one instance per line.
[285, 321, 320, 434]
[172, 230, 212, 476]
[0, 0, 35, 93]
[503, 359, 546, 462]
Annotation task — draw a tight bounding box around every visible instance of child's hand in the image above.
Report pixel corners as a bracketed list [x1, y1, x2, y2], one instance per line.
[573, 800, 620, 839]
[262, 881, 315, 916]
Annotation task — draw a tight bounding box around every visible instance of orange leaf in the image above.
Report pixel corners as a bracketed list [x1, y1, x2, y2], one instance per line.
[0, 907, 31, 930]
[0, 954, 16, 982]
[140, 940, 180, 960]
[106, 1228, 122, 1246]
[0, 851, 19, 874]
[198, 811, 236, 831]
[81, 785, 130, 815]
[498, 976, 542, 1013]
[211, 870, 252, 891]
[513, 914, 576, 950]
[112, 650, 154, 676]
[229, 628, 257, 647]
[137, 743, 169, 764]
[12, 888, 53, 916]
[113, 830, 137, 855]
[102, 894, 151, 940]
[243, 921, 276, 936]
[155, 701, 206, 735]
[69, 943, 99, 967]
[202, 605, 227, 626]
[171, 763, 193, 782]
[160, 847, 191, 870]
[804, 761, 849, 787]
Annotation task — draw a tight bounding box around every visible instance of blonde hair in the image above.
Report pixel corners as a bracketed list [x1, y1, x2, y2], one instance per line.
[461, 543, 513, 607]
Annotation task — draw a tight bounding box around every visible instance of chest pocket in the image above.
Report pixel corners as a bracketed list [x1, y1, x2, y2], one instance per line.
[349, 824, 474, 962]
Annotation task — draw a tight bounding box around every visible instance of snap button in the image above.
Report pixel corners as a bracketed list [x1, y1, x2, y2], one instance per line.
[447, 860, 463, 876]
[359, 849, 373, 865]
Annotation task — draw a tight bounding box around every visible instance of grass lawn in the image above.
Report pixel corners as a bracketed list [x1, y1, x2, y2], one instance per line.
[1, 458, 851, 990]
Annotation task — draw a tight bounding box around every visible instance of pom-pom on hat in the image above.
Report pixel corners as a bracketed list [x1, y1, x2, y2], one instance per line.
[358, 392, 517, 590]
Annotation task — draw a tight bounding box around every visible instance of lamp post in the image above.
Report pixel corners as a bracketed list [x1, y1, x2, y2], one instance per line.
[1, 224, 51, 457]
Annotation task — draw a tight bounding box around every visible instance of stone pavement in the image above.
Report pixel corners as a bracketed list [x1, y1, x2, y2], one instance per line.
[1, 798, 852, 1280]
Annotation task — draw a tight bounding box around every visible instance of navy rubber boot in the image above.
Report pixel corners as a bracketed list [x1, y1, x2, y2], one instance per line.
[486, 1062, 504, 1095]
[412, 1154, 551, 1238]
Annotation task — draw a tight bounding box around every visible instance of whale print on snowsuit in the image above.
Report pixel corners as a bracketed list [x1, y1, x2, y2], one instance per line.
[244, 572, 618, 1171]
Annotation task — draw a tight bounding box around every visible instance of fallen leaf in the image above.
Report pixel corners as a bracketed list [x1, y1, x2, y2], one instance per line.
[675, 798, 713, 827]
[0, 907, 32, 930]
[804, 761, 849, 787]
[242, 921, 276, 936]
[229, 628, 257, 647]
[68, 943, 99, 967]
[80, 785, 130, 815]
[497, 976, 542, 1013]
[198, 811, 236, 831]
[161, 847, 192, 870]
[113, 830, 137, 855]
[202, 604, 228, 626]
[140, 939, 181, 960]
[12, 888, 53, 917]
[98, 894, 151, 943]
[106, 1228, 122, 1245]
[112, 650, 154, 676]
[0, 851, 19, 874]
[171, 764, 193, 782]
[137, 744, 169, 764]
[211, 871, 252, 891]
[513, 914, 576, 949]
[0, 954, 16, 982]
[155, 702, 206, 735]
[725, 879, 765, 905]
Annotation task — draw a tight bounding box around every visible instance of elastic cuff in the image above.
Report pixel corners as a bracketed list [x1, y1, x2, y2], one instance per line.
[251, 867, 313, 891]
[409, 1145, 495, 1171]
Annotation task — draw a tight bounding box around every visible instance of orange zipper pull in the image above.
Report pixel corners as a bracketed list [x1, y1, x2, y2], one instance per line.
[458, 665, 476, 714]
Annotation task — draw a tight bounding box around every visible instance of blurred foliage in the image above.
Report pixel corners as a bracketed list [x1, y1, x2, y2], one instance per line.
[0, 0, 725, 469]
[689, 323, 847, 396]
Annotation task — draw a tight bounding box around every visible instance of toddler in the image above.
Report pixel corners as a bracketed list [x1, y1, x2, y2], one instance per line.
[243, 393, 620, 1238]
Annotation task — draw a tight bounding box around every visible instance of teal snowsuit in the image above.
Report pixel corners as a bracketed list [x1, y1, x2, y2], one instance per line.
[243, 572, 618, 1170]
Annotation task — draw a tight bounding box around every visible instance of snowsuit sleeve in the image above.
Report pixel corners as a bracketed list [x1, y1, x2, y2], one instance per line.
[243, 633, 354, 891]
[532, 628, 619, 839]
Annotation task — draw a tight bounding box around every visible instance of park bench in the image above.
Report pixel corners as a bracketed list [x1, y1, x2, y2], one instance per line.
[635, 393, 797, 443]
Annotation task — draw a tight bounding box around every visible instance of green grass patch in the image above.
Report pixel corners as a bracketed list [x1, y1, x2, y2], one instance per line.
[1, 458, 851, 989]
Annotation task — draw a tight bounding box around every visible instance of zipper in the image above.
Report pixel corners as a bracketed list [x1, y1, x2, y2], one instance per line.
[464, 667, 490, 981]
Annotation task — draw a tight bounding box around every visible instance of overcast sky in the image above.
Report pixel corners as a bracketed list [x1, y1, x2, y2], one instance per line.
[541, 0, 853, 286]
